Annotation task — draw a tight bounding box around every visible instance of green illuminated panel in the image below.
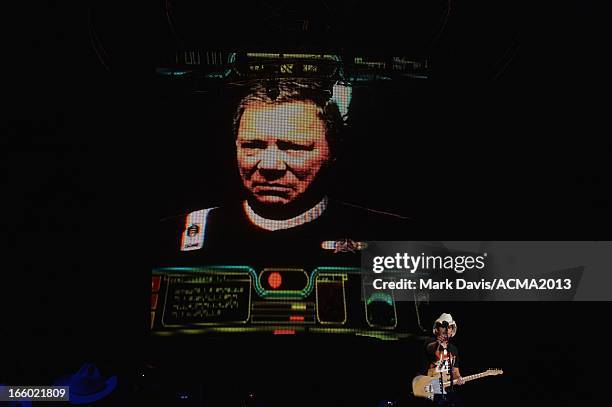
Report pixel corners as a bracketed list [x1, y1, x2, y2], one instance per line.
[315, 274, 348, 325]
[161, 272, 252, 327]
[363, 285, 398, 329]
[250, 301, 316, 324]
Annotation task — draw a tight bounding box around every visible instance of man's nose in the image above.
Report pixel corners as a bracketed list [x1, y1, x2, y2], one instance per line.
[257, 146, 287, 171]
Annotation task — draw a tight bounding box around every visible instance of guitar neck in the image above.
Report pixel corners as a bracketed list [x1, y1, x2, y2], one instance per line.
[443, 372, 489, 387]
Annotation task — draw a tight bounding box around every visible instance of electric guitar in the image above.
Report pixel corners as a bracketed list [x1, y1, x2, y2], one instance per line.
[412, 368, 503, 400]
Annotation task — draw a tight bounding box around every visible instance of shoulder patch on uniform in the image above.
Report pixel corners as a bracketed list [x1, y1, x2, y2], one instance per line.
[180, 208, 215, 251]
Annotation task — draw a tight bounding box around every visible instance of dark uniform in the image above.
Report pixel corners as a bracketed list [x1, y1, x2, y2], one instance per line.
[155, 198, 423, 270]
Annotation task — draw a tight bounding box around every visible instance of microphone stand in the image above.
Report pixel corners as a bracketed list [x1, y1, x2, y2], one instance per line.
[447, 338, 458, 407]
[436, 340, 447, 401]
[448, 342, 454, 393]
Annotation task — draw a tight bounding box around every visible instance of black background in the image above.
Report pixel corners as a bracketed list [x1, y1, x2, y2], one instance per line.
[3, 1, 608, 406]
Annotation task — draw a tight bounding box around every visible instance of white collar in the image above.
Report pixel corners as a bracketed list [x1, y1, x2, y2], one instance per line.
[243, 197, 328, 231]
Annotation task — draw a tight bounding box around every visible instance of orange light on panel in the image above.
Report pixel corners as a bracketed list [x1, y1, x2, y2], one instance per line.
[273, 329, 295, 335]
[152, 276, 161, 292]
[268, 272, 282, 289]
[151, 293, 158, 310]
[289, 315, 304, 322]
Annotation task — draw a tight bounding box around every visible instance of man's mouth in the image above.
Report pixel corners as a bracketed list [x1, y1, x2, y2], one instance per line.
[253, 183, 294, 190]
[252, 183, 295, 197]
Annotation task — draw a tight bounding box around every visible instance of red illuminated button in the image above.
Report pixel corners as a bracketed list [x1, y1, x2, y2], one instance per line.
[268, 272, 282, 289]
[273, 329, 295, 335]
[151, 293, 158, 310]
[152, 276, 161, 292]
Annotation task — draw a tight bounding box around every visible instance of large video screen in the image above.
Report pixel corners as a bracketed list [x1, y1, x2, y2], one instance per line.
[151, 52, 437, 339]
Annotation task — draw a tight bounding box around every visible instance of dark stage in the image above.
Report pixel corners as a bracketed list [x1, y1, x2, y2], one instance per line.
[3, 1, 608, 406]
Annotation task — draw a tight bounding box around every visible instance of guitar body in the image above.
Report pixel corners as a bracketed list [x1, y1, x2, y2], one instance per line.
[412, 372, 448, 400]
[412, 368, 503, 400]
[412, 375, 437, 400]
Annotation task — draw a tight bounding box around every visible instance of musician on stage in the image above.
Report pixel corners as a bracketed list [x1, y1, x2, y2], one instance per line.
[424, 313, 464, 406]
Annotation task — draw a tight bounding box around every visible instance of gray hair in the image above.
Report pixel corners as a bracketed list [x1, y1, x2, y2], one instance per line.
[232, 79, 344, 157]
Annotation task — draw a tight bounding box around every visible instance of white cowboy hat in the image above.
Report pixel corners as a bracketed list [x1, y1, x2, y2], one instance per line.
[433, 313, 457, 337]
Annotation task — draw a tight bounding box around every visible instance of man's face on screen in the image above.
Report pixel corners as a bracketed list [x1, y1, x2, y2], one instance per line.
[236, 101, 330, 205]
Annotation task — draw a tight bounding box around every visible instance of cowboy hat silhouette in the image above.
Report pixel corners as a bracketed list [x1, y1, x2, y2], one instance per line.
[53, 363, 117, 404]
